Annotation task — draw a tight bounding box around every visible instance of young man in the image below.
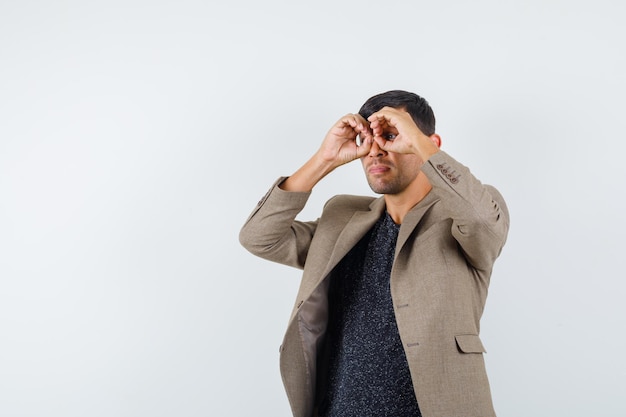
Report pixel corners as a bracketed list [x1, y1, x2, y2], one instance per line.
[239, 90, 510, 417]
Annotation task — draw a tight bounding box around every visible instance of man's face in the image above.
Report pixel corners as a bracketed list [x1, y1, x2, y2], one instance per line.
[360, 125, 421, 195]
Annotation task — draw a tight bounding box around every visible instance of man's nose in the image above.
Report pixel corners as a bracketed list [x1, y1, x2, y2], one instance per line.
[368, 140, 386, 157]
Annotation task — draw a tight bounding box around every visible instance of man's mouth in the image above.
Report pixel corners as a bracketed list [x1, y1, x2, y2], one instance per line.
[368, 164, 391, 175]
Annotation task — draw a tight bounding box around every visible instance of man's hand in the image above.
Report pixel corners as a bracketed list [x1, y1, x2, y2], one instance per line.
[279, 114, 373, 192]
[368, 107, 440, 161]
[318, 113, 374, 168]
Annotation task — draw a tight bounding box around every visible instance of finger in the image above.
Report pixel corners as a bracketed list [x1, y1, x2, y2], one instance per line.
[372, 106, 399, 118]
[369, 112, 394, 128]
[367, 111, 388, 123]
[355, 119, 373, 137]
[355, 112, 367, 121]
[332, 118, 359, 140]
[342, 113, 363, 127]
[335, 114, 354, 130]
[369, 107, 401, 125]
[341, 117, 356, 129]
[341, 115, 370, 138]
[373, 135, 390, 151]
[368, 114, 390, 133]
[369, 120, 385, 138]
[355, 133, 364, 147]
[355, 136, 373, 158]
[355, 116, 372, 142]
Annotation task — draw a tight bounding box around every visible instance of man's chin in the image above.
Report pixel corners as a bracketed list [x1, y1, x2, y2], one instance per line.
[367, 181, 397, 195]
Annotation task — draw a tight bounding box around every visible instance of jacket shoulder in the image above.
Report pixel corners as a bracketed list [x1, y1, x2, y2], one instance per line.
[322, 194, 377, 214]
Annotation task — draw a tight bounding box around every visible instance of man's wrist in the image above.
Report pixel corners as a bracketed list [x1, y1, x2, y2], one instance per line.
[279, 153, 335, 192]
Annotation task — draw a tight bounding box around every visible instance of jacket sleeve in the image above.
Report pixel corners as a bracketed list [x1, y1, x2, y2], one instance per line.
[239, 177, 318, 270]
[421, 151, 510, 271]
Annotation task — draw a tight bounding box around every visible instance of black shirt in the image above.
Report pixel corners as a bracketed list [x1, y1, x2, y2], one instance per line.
[318, 212, 421, 417]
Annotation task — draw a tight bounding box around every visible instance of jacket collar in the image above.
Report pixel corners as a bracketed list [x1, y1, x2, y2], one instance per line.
[320, 191, 440, 278]
[396, 190, 439, 255]
[319, 196, 386, 279]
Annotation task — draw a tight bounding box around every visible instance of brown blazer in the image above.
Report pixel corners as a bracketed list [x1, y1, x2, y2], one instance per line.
[240, 151, 510, 417]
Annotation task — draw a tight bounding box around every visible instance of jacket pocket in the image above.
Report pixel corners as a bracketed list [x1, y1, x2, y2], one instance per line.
[455, 334, 486, 353]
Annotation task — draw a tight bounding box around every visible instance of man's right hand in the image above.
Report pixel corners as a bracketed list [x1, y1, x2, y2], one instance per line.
[279, 114, 373, 192]
[318, 113, 374, 168]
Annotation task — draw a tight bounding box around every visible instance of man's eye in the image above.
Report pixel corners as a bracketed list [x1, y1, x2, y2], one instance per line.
[384, 133, 397, 140]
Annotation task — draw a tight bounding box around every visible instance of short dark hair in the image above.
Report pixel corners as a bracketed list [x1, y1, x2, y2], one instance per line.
[358, 90, 436, 136]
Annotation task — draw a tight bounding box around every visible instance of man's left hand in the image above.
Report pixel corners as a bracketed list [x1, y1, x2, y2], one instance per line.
[368, 107, 440, 161]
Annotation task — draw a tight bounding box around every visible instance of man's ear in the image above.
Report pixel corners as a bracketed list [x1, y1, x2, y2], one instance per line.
[429, 133, 442, 148]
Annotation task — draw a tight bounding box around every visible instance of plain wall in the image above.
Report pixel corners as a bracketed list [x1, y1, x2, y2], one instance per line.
[1, 1, 625, 416]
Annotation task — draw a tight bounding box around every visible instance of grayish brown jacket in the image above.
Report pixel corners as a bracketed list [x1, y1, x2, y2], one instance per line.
[239, 150, 510, 417]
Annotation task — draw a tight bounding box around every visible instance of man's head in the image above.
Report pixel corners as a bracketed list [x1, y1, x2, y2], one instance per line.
[358, 90, 439, 197]
[358, 90, 436, 136]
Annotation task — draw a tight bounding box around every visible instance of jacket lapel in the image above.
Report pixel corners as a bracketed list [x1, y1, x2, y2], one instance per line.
[316, 191, 439, 280]
[320, 197, 386, 279]
[396, 191, 440, 257]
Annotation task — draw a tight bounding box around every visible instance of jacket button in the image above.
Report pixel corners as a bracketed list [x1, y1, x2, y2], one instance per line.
[436, 164, 444, 170]
[451, 177, 459, 184]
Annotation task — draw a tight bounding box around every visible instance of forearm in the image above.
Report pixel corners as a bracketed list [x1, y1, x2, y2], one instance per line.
[240, 178, 316, 269]
[422, 151, 510, 269]
[279, 152, 337, 192]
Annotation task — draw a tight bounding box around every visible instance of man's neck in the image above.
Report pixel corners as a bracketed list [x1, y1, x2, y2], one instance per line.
[383, 173, 432, 224]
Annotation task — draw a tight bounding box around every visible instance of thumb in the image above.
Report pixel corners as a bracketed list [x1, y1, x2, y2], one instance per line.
[355, 136, 373, 158]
